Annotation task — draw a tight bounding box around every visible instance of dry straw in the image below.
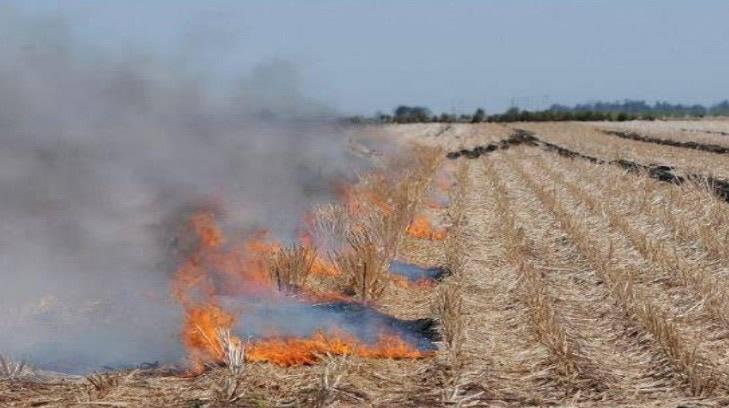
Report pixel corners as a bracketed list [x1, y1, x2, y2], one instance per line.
[268, 244, 316, 294]
[509, 153, 721, 396]
[336, 229, 389, 302]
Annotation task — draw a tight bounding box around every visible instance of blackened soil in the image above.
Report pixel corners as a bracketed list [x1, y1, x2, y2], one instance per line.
[445, 129, 729, 203]
[601, 129, 729, 155]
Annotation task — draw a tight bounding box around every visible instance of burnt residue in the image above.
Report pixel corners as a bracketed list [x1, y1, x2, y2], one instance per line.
[535, 130, 729, 202]
[680, 128, 729, 137]
[311, 302, 440, 350]
[389, 260, 450, 282]
[539, 140, 603, 164]
[445, 130, 538, 159]
[601, 129, 729, 155]
[445, 129, 729, 203]
[433, 124, 453, 137]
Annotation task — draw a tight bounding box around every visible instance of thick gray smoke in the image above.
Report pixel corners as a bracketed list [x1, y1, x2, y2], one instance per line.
[0, 12, 374, 373]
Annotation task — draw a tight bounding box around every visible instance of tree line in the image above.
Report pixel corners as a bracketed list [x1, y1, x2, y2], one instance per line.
[344, 100, 729, 124]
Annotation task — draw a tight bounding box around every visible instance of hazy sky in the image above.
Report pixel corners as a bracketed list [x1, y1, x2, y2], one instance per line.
[6, 1, 729, 114]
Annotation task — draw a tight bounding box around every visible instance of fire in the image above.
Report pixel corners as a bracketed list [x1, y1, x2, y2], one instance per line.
[172, 209, 431, 371]
[336, 175, 394, 217]
[407, 215, 447, 240]
[247, 331, 429, 367]
[182, 304, 235, 369]
[173, 212, 277, 368]
[310, 255, 340, 277]
[191, 212, 224, 248]
[297, 218, 341, 278]
[391, 275, 437, 290]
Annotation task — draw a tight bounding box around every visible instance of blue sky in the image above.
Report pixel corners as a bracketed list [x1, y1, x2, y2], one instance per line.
[5, 1, 729, 114]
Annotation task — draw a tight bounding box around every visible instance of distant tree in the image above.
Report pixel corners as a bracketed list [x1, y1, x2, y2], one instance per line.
[710, 100, 729, 116]
[393, 105, 432, 123]
[471, 108, 486, 123]
[439, 113, 455, 123]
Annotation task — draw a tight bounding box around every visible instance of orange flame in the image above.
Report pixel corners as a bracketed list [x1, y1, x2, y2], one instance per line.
[173, 209, 430, 371]
[173, 212, 276, 369]
[391, 275, 437, 290]
[182, 304, 235, 371]
[407, 216, 447, 240]
[310, 255, 340, 277]
[336, 176, 394, 217]
[246, 331, 429, 367]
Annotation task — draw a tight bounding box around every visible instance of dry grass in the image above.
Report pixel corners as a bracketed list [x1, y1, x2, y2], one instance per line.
[14, 123, 729, 407]
[218, 329, 245, 377]
[309, 203, 352, 251]
[330, 144, 442, 301]
[518, 121, 729, 179]
[509, 153, 722, 396]
[531, 154, 729, 328]
[0, 355, 33, 381]
[433, 283, 465, 367]
[443, 160, 470, 279]
[268, 244, 316, 294]
[84, 370, 139, 401]
[335, 229, 389, 302]
[485, 158, 600, 390]
[309, 357, 370, 407]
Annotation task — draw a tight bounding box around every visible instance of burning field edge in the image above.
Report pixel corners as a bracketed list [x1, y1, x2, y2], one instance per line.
[0, 136, 467, 407]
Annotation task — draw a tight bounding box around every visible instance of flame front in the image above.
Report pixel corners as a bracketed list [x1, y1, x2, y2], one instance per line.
[182, 304, 235, 370]
[172, 210, 429, 370]
[337, 174, 394, 217]
[247, 331, 429, 367]
[392, 275, 437, 290]
[407, 215, 447, 240]
[172, 211, 277, 370]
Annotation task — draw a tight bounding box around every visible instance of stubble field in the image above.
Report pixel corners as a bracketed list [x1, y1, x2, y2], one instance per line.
[4, 120, 729, 407]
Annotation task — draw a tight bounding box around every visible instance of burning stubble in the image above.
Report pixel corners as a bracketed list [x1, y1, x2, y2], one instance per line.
[0, 12, 398, 373]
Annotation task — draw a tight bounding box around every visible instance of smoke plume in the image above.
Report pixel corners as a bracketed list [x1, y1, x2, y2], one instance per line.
[0, 11, 377, 373]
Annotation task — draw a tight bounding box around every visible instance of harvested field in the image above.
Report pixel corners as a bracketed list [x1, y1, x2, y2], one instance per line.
[6, 121, 729, 407]
[599, 129, 729, 155]
[594, 120, 729, 146]
[518, 122, 729, 180]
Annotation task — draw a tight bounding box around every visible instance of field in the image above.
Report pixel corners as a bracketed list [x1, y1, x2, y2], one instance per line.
[4, 120, 729, 407]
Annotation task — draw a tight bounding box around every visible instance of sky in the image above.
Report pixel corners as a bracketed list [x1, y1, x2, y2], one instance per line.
[5, 1, 729, 114]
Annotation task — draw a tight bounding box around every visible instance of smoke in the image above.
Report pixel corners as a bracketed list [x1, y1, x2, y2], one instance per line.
[0, 11, 376, 372]
[222, 296, 437, 352]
